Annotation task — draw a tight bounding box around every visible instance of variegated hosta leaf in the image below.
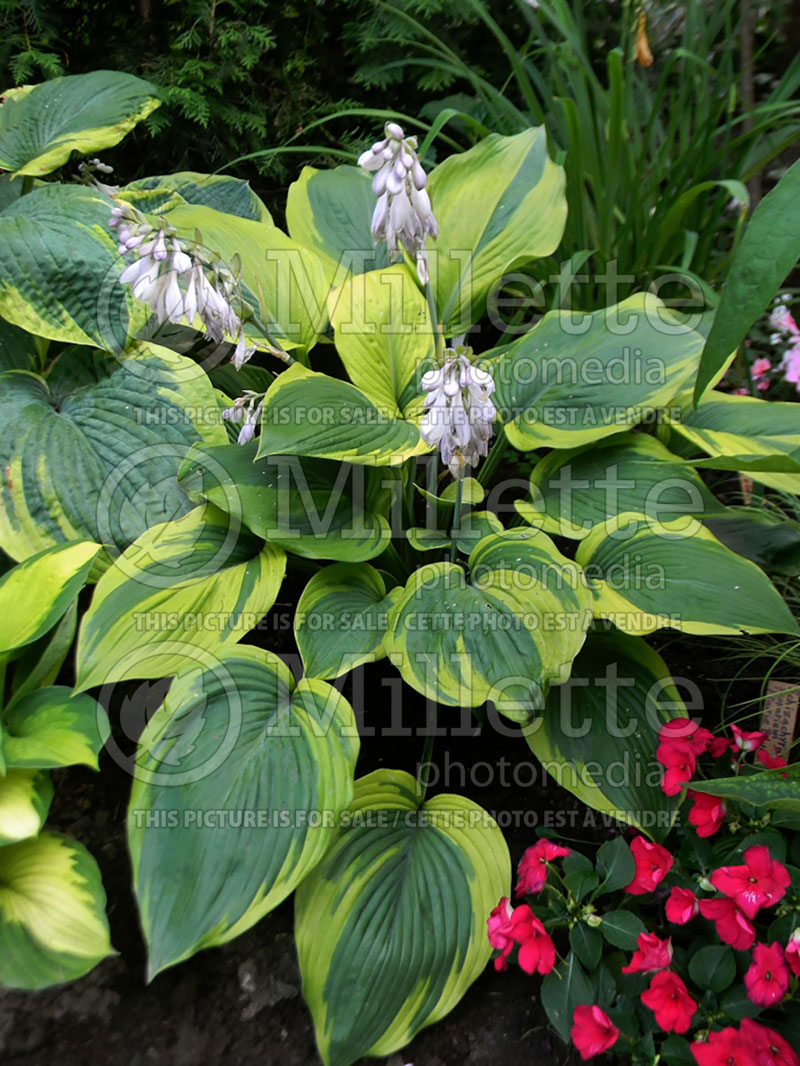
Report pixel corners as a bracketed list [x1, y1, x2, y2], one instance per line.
[0, 71, 160, 177]
[527, 632, 684, 841]
[667, 392, 800, 493]
[520, 432, 723, 538]
[0, 769, 53, 845]
[295, 563, 403, 681]
[0, 342, 227, 564]
[384, 529, 593, 719]
[7, 601, 78, 706]
[0, 541, 98, 654]
[74, 503, 286, 690]
[255, 363, 425, 467]
[427, 128, 567, 334]
[0, 184, 143, 350]
[128, 647, 359, 978]
[121, 171, 272, 222]
[286, 165, 391, 289]
[576, 513, 798, 636]
[295, 769, 511, 1066]
[178, 441, 395, 562]
[0, 832, 113, 989]
[329, 263, 433, 419]
[2, 687, 110, 770]
[489, 294, 706, 451]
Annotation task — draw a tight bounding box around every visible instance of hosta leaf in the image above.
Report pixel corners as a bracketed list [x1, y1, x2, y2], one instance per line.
[427, 128, 566, 334]
[0, 318, 40, 373]
[128, 646, 359, 978]
[521, 432, 722, 538]
[295, 769, 510, 1066]
[121, 171, 271, 222]
[0, 541, 98, 653]
[178, 441, 394, 562]
[0, 184, 140, 350]
[256, 363, 424, 466]
[690, 763, 800, 812]
[0, 342, 227, 563]
[490, 294, 705, 450]
[75, 503, 285, 690]
[8, 600, 78, 705]
[526, 633, 683, 839]
[0, 71, 160, 177]
[576, 513, 797, 636]
[0, 769, 53, 845]
[384, 528, 592, 718]
[295, 563, 403, 680]
[2, 686, 109, 770]
[329, 263, 432, 418]
[668, 393, 800, 493]
[0, 832, 113, 989]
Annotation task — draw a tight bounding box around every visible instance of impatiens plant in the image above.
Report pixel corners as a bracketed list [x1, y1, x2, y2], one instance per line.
[3, 70, 800, 1066]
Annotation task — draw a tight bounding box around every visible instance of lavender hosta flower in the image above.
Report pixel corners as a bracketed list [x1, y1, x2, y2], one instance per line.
[420, 347, 496, 478]
[110, 202, 256, 367]
[358, 122, 438, 285]
[222, 392, 265, 445]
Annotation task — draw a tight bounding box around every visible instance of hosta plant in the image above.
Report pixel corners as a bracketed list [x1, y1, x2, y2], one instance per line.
[2, 70, 800, 1066]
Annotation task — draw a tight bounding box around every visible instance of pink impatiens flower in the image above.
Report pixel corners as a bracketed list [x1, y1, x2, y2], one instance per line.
[691, 1026, 757, 1066]
[710, 845, 791, 918]
[665, 886, 699, 925]
[625, 836, 674, 895]
[785, 927, 800, 977]
[657, 739, 697, 796]
[659, 718, 713, 753]
[687, 790, 727, 837]
[508, 905, 556, 976]
[731, 724, 768, 754]
[709, 736, 733, 758]
[698, 896, 756, 951]
[570, 1005, 619, 1061]
[744, 942, 790, 1007]
[515, 839, 570, 897]
[740, 1017, 800, 1066]
[640, 971, 697, 1033]
[622, 931, 673, 974]
[487, 897, 516, 971]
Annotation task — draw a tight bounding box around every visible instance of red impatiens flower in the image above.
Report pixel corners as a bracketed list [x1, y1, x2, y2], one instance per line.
[657, 739, 697, 796]
[757, 749, 789, 773]
[785, 927, 800, 977]
[731, 723, 768, 753]
[570, 1005, 620, 1061]
[625, 836, 674, 895]
[487, 897, 516, 971]
[665, 886, 699, 925]
[744, 942, 790, 1007]
[709, 736, 733, 758]
[710, 845, 791, 918]
[640, 971, 697, 1033]
[691, 1026, 757, 1066]
[515, 838, 571, 897]
[622, 931, 673, 973]
[687, 790, 727, 837]
[740, 1017, 800, 1066]
[698, 897, 756, 951]
[659, 718, 713, 753]
[509, 905, 556, 976]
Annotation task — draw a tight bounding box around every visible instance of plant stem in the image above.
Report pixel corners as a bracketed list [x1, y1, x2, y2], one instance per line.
[425, 280, 444, 361]
[21, 175, 34, 196]
[449, 474, 464, 563]
[477, 427, 509, 487]
[417, 719, 437, 802]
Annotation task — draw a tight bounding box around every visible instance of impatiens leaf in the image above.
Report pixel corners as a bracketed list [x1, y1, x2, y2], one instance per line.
[128, 647, 359, 978]
[0, 833, 113, 989]
[295, 769, 510, 1066]
[0, 71, 160, 177]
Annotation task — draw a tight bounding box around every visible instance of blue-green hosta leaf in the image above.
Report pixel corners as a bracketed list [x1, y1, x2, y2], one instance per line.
[576, 513, 798, 636]
[0, 768, 53, 845]
[0, 540, 98, 654]
[255, 363, 424, 467]
[668, 393, 800, 493]
[121, 171, 272, 222]
[7, 600, 78, 706]
[286, 165, 390, 289]
[427, 128, 567, 334]
[128, 646, 359, 978]
[0, 318, 40, 373]
[74, 503, 285, 690]
[0, 342, 227, 563]
[2, 687, 109, 770]
[0, 184, 141, 350]
[295, 769, 511, 1066]
[383, 528, 593, 719]
[0, 71, 160, 177]
[690, 763, 800, 813]
[521, 432, 723, 539]
[490, 294, 706, 450]
[0, 832, 113, 989]
[178, 441, 394, 562]
[295, 563, 403, 680]
[526, 633, 684, 840]
[328, 263, 433, 418]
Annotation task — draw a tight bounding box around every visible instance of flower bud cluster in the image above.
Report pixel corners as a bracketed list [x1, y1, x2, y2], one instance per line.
[420, 345, 496, 478]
